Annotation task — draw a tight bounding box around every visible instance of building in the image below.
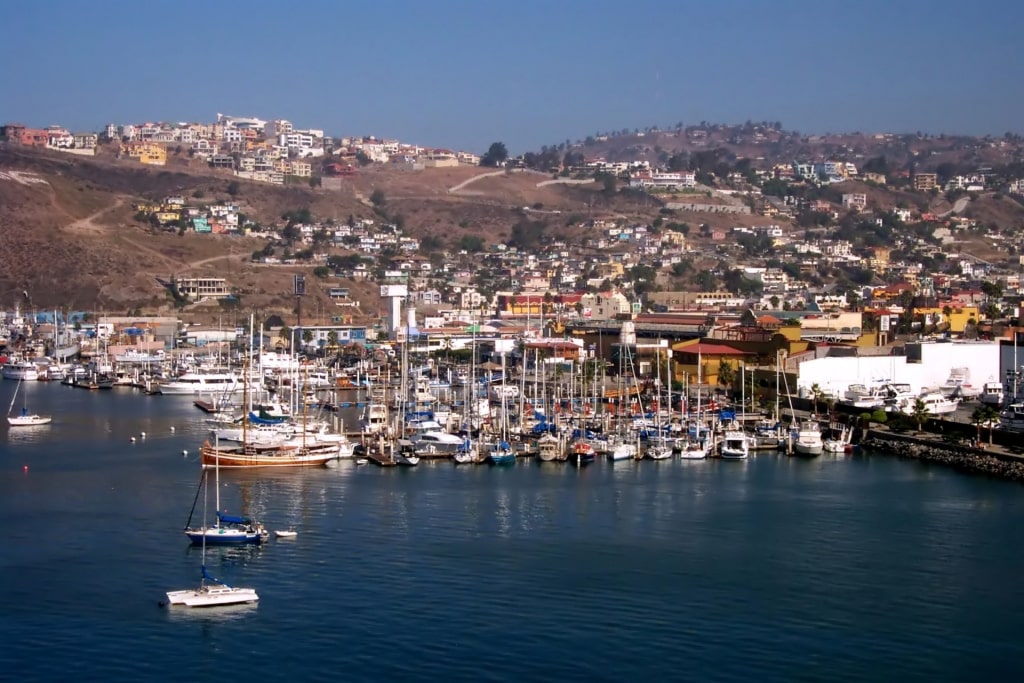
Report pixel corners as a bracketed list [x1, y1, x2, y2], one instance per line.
[841, 193, 867, 211]
[420, 149, 459, 168]
[173, 276, 231, 300]
[629, 171, 697, 190]
[2, 124, 49, 147]
[913, 173, 938, 191]
[121, 141, 167, 166]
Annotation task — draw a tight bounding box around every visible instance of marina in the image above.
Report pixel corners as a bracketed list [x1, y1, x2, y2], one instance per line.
[3, 381, 1024, 681]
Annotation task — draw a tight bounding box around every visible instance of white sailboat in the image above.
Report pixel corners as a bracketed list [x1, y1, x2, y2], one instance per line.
[6, 376, 52, 426]
[166, 467, 259, 608]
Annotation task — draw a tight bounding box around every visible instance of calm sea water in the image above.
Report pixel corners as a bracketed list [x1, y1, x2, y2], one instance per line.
[2, 381, 1023, 682]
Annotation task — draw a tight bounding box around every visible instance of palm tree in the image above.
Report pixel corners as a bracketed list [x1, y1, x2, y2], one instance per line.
[717, 359, 736, 398]
[971, 405, 1000, 446]
[910, 397, 931, 433]
[810, 382, 824, 416]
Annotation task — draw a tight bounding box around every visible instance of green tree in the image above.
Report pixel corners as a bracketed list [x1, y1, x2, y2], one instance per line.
[481, 141, 509, 167]
[226, 180, 240, 196]
[313, 266, 330, 278]
[458, 235, 485, 252]
[279, 325, 292, 347]
[810, 383, 824, 416]
[910, 397, 930, 433]
[718, 360, 736, 395]
[769, 295, 780, 309]
[327, 330, 339, 349]
[370, 189, 386, 206]
[302, 329, 314, 346]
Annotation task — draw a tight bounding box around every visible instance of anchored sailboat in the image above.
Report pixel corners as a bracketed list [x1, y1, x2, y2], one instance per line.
[166, 467, 260, 608]
[7, 376, 52, 427]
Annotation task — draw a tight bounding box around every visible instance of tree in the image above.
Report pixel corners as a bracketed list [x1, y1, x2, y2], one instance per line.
[481, 141, 509, 167]
[910, 397, 930, 433]
[458, 235, 485, 252]
[302, 329, 314, 347]
[718, 360, 736, 395]
[769, 295, 780, 309]
[370, 189, 386, 206]
[226, 180, 240, 196]
[313, 266, 330, 278]
[810, 383, 824, 416]
[279, 325, 292, 348]
[327, 330, 339, 349]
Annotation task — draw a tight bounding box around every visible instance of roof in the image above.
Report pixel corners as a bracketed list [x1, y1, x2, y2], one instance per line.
[672, 342, 751, 356]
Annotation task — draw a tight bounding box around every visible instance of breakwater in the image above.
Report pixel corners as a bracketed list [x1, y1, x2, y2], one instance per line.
[863, 430, 1024, 482]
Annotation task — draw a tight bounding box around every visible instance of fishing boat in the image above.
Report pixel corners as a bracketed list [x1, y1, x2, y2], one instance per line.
[897, 391, 959, 417]
[6, 376, 52, 427]
[979, 381, 1004, 407]
[793, 421, 824, 457]
[536, 432, 562, 462]
[166, 468, 259, 608]
[719, 423, 750, 459]
[2, 360, 39, 381]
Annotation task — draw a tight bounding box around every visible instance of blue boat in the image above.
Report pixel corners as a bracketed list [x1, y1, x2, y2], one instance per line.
[185, 510, 267, 545]
[183, 459, 267, 545]
[487, 440, 516, 464]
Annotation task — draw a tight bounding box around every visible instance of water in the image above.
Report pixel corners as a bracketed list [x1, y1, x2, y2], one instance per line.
[2, 382, 1024, 682]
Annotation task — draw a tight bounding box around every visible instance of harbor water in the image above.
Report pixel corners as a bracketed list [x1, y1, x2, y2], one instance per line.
[2, 381, 1024, 682]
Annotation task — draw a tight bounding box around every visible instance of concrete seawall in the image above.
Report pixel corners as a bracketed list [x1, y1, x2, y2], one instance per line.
[863, 429, 1024, 482]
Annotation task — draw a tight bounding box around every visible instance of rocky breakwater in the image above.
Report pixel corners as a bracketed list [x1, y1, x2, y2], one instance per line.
[863, 433, 1024, 482]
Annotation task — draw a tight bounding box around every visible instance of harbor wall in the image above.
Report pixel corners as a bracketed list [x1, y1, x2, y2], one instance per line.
[863, 430, 1024, 482]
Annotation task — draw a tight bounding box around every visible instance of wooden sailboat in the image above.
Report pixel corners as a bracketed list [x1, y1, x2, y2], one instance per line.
[200, 357, 338, 469]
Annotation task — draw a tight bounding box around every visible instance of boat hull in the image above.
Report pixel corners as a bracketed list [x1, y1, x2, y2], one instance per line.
[201, 443, 338, 469]
[185, 527, 265, 545]
[166, 585, 259, 608]
[7, 415, 52, 427]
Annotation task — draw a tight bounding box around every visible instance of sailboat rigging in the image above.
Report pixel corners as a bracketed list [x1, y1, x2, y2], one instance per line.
[7, 376, 52, 427]
[166, 465, 259, 608]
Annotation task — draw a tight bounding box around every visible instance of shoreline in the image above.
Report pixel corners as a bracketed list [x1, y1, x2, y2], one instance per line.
[862, 430, 1024, 483]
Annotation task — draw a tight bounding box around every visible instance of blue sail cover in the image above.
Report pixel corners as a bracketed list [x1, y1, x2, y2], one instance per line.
[248, 411, 286, 425]
[217, 511, 253, 525]
[201, 565, 233, 587]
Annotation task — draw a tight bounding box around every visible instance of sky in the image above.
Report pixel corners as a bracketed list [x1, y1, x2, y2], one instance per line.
[2, 0, 1022, 154]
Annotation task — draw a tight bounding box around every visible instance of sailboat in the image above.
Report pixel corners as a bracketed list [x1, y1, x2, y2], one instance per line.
[185, 435, 268, 545]
[679, 347, 709, 459]
[7, 376, 52, 427]
[166, 467, 259, 608]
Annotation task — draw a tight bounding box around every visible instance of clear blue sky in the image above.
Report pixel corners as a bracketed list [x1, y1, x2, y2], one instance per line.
[2, 0, 1021, 154]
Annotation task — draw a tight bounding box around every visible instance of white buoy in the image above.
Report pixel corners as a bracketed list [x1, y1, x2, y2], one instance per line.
[182, 450, 188, 457]
[140, 432, 147, 439]
[170, 426, 176, 432]
[130, 437, 136, 443]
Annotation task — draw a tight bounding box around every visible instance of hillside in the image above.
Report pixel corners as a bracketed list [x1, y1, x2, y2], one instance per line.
[0, 146, 657, 318]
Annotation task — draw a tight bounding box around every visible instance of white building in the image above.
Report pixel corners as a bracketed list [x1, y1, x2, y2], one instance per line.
[794, 341, 1000, 399]
[629, 171, 697, 190]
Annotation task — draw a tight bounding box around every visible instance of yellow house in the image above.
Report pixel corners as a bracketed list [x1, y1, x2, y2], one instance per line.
[912, 305, 980, 333]
[121, 141, 167, 166]
[670, 340, 753, 388]
[155, 211, 181, 224]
